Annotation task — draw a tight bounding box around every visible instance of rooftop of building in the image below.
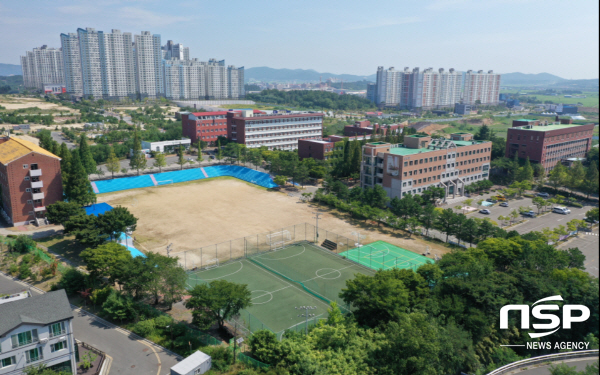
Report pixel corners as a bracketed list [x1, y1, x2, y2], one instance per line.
[514, 119, 538, 122]
[511, 123, 593, 132]
[388, 139, 489, 156]
[0, 136, 61, 165]
[0, 289, 73, 336]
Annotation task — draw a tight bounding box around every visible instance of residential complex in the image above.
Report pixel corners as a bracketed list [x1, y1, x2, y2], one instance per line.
[361, 134, 492, 200]
[371, 67, 500, 110]
[20, 46, 65, 91]
[226, 110, 324, 151]
[373, 67, 463, 110]
[163, 59, 244, 101]
[505, 120, 595, 173]
[462, 70, 501, 105]
[46, 28, 244, 100]
[0, 137, 63, 226]
[0, 290, 76, 375]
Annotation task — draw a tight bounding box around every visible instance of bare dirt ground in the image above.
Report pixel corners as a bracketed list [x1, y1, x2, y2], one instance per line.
[0, 97, 76, 112]
[98, 178, 449, 264]
[420, 123, 449, 135]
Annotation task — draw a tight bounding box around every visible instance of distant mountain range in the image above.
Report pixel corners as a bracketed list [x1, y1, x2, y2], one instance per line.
[0, 63, 22, 76]
[245, 67, 376, 83]
[1, 62, 596, 90]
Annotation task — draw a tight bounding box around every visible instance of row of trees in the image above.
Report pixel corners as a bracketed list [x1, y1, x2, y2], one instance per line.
[247, 89, 376, 110]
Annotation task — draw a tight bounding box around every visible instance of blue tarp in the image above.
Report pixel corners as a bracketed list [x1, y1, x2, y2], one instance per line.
[93, 165, 278, 194]
[84, 202, 114, 216]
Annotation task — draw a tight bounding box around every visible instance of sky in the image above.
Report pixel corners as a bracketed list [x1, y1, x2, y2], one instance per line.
[1, 0, 598, 79]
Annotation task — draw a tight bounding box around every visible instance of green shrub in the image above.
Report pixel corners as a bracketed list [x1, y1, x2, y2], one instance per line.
[154, 315, 174, 329]
[102, 291, 136, 322]
[523, 193, 535, 198]
[9, 263, 18, 276]
[56, 268, 87, 295]
[568, 202, 583, 208]
[30, 272, 38, 282]
[8, 235, 36, 253]
[18, 263, 32, 279]
[203, 346, 232, 372]
[21, 254, 32, 264]
[133, 319, 156, 337]
[90, 285, 113, 307]
[40, 267, 53, 278]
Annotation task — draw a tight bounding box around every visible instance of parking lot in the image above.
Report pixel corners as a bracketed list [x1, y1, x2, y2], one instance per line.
[448, 193, 596, 235]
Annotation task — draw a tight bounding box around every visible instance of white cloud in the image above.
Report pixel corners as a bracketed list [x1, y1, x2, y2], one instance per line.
[342, 17, 421, 31]
[117, 7, 191, 27]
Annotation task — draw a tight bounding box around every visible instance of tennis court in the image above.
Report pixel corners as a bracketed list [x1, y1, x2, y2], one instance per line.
[185, 241, 375, 337]
[338, 240, 433, 271]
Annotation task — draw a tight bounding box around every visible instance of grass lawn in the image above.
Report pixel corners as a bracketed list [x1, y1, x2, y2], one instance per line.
[36, 234, 88, 267]
[500, 90, 599, 107]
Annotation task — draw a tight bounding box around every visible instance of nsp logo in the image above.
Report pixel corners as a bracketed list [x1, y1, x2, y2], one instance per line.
[500, 295, 590, 338]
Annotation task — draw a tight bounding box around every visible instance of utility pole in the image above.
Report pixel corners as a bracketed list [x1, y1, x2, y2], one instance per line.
[312, 211, 322, 243]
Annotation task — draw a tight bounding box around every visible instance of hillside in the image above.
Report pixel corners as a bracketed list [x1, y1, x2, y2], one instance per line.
[501, 72, 598, 89]
[245, 66, 375, 83]
[0, 63, 22, 76]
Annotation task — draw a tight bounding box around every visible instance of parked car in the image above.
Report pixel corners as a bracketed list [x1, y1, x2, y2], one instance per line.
[537, 192, 550, 198]
[499, 202, 509, 207]
[522, 211, 536, 217]
[479, 209, 491, 214]
[486, 198, 498, 203]
[553, 207, 571, 215]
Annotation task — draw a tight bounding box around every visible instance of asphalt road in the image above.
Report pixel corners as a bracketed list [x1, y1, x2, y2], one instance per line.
[0, 273, 180, 375]
[511, 359, 597, 375]
[51, 131, 76, 149]
[559, 228, 599, 278]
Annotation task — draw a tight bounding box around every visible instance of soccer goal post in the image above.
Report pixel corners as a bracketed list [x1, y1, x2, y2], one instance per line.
[266, 230, 292, 248]
[204, 258, 219, 270]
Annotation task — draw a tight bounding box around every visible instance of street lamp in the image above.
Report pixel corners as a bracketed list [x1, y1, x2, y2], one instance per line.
[312, 211, 322, 243]
[295, 306, 318, 334]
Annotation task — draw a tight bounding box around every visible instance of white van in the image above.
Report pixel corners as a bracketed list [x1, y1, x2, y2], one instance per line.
[553, 206, 571, 214]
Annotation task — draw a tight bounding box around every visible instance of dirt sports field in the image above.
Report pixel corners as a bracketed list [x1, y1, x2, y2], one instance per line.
[98, 177, 448, 261]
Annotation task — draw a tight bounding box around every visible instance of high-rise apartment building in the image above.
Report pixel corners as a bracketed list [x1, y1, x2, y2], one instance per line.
[163, 40, 190, 60]
[374, 67, 463, 110]
[20, 46, 65, 91]
[76, 28, 103, 98]
[60, 33, 83, 96]
[98, 29, 136, 100]
[463, 70, 501, 105]
[163, 59, 206, 100]
[227, 65, 245, 99]
[205, 59, 228, 100]
[134, 31, 164, 98]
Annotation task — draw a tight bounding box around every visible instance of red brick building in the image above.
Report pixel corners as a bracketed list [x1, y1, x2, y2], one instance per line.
[298, 135, 375, 161]
[227, 110, 323, 151]
[343, 120, 406, 137]
[505, 122, 595, 173]
[361, 134, 492, 200]
[0, 137, 62, 226]
[181, 111, 229, 145]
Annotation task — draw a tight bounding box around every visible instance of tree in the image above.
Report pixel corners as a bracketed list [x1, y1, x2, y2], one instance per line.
[582, 161, 599, 198]
[421, 187, 445, 205]
[515, 157, 534, 182]
[295, 162, 310, 187]
[586, 207, 599, 223]
[548, 162, 567, 193]
[46, 201, 85, 225]
[64, 151, 96, 206]
[79, 133, 96, 175]
[340, 269, 411, 327]
[80, 242, 132, 284]
[58, 143, 71, 182]
[436, 208, 457, 243]
[419, 204, 439, 236]
[510, 180, 532, 197]
[105, 146, 120, 179]
[101, 290, 136, 322]
[185, 280, 252, 331]
[129, 128, 146, 175]
[273, 175, 287, 187]
[177, 146, 185, 170]
[216, 139, 223, 161]
[154, 152, 167, 173]
[532, 196, 546, 214]
[98, 206, 137, 241]
[567, 160, 586, 191]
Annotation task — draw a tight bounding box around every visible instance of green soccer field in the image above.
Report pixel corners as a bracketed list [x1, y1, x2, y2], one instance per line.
[187, 258, 331, 335]
[338, 240, 433, 271]
[186, 242, 375, 336]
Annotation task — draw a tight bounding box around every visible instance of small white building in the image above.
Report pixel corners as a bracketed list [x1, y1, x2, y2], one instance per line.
[141, 139, 191, 154]
[170, 350, 212, 375]
[0, 290, 77, 374]
[83, 122, 105, 130]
